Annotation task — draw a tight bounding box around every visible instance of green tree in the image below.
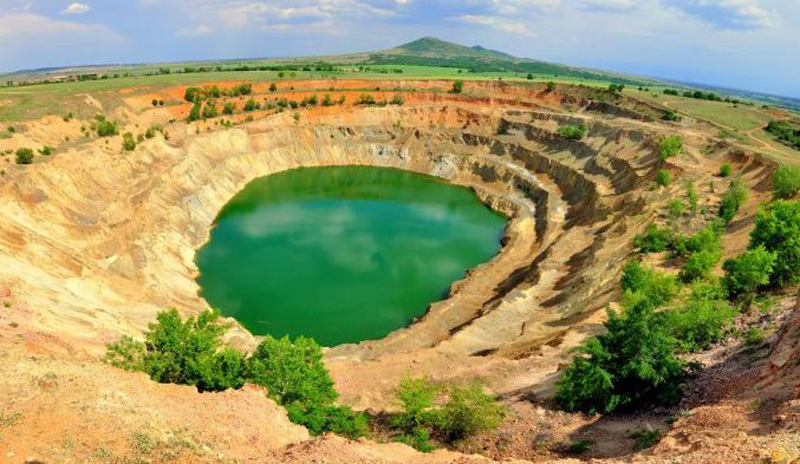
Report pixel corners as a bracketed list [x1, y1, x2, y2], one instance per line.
[246, 336, 365, 438]
[15, 148, 34, 164]
[749, 200, 800, 287]
[269, 83, 278, 92]
[722, 246, 776, 299]
[546, 81, 556, 92]
[556, 300, 685, 415]
[184, 87, 202, 102]
[665, 282, 737, 352]
[223, 102, 236, 115]
[633, 224, 674, 253]
[773, 164, 800, 199]
[686, 182, 699, 213]
[620, 260, 678, 308]
[668, 199, 686, 220]
[452, 81, 464, 94]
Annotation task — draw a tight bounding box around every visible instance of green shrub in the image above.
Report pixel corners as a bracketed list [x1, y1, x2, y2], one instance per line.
[686, 182, 699, 213]
[38, 146, 54, 156]
[719, 163, 732, 177]
[223, 102, 236, 115]
[246, 335, 366, 438]
[722, 246, 776, 299]
[634, 224, 674, 253]
[655, 169, 671, 187]
[668, 199, 686, 220]
[104, 335, 145, 371]
[269, 83, 278, 92]
[631, 427, 661, 450]
[437, 384, 505, 441]
[244, 99, 258, 112]
[322, 94, 334, 106]
[202, 101, 218, 119]
[390, 94, 405, 105]
[184, 87, 201, 102]
[672, 221, 723, 258]
[556, 300, 685, 415]
[96, 120, 118, 137]
[743, 327, 765, 347]
[621, 260, 678, 308]
[557, 124, 588, 140]
[679, 249, 721, 283]
[122, 132, 136, 151]
[389, 379, 504, 448]
[357, 94, 376, 105]
[659, 135, 683, 160]
[15, 148, 33, 164]
[773, 164, 800, 199]
[718, 179, 746, 223]
[452, 81, 464, 94]
[749, 200, 800, 287]
[665, 285, 737, 352]
[188, 102, 202, 122]
[141, 309, 245, 392]
[547, 81, 556, 92]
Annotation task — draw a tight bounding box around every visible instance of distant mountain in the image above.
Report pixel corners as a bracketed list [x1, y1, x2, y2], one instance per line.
[366, 37, 645, 85]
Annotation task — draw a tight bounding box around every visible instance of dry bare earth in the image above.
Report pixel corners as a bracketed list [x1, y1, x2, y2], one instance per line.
[0, 79, 798, 463]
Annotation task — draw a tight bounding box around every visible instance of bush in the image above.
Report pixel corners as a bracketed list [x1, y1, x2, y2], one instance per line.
[105, 335, 146, 371]
[668, 199, 686, 220]
[244, 99, 258, 112]
[634, 224, 674, 253]
[655, 169, 671, 187]
[556, 300, 685, 415]
[722, 246, 776, 299]
[659, 135, 683, 160]
[773, 164, 800, 199]
[749, 200, 800, 287]
[321, 94, 334, 107]
[718, 179, 746, 223]
[357, 94, 376, 105]
[122, 132, 136, 151]
[390, 379, 504, 448]
[547, 81, 556, 92]
[451, 81, 464, 94]
[188, 101, 202, 122]
[557, 124, 588, 140]
[437, 384, 505, 441]
[686, 182, 698, 213]
[202, 101, 218, 119]
[269, 83, 278, 92]
[246, 335, 366, 438]
[223, 102, 236, 115]
[38, 146, 54, 156]
[390, 94, 405, 105]
[680, 249, 721, 283]
[665, 283, 737, 352]
[719, 163, 732, 177]
[184, 87, 201, 102]
[621, 260, 678, 308]
[96, 120, 118, 137]
[15, 148, 33, 164]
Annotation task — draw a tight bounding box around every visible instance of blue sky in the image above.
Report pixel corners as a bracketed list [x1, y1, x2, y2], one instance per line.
[0, 0, 798, 98]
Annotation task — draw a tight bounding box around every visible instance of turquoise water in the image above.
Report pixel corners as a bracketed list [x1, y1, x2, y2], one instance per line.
[195, 166, 507, 346]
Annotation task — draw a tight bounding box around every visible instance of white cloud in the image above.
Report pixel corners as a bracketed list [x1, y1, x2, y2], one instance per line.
[176, 22, 212, 37]
[61, 2, 91, 14]
[489, 0, 561, 14]
[0, 12, 117, 38]
[661, 0, 775, 29]
[582, 0, 639, 11]
[455, 14, 536, 36]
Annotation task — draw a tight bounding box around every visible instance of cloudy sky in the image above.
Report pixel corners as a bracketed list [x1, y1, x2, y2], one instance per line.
[0, 0, 797, 97]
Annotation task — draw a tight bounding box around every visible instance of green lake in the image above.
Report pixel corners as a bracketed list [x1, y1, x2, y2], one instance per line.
[195, 166, 507, 346]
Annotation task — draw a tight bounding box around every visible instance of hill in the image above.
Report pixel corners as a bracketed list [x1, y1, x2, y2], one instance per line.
[364, 37, 645, 85]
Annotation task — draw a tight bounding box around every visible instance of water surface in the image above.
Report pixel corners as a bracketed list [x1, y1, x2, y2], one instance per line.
[196, 166, 506, 346]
